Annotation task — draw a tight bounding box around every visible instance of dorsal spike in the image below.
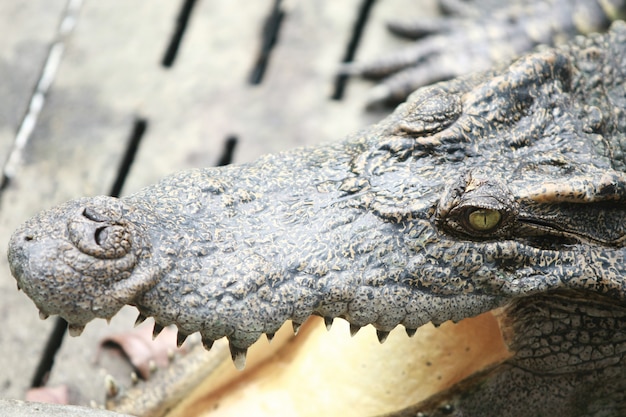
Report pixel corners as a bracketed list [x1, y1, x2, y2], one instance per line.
[349, 324, 362, 337]
[229, 343, 248, 370]
[376, 329, 390, 344]
[152, 323, 164, 339]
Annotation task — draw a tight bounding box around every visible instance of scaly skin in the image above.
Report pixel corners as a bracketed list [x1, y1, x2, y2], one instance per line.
[8, 22, 626, 416]
[345, 0, 626, 107]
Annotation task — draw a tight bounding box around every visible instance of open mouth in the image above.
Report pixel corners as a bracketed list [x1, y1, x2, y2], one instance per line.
[108, 311, 512, 417]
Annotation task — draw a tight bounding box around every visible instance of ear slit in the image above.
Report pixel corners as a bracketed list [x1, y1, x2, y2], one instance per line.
[517, 171, 626, 204]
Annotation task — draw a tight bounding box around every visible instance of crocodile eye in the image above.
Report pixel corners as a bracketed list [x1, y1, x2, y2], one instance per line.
[467, 208, 502, 231]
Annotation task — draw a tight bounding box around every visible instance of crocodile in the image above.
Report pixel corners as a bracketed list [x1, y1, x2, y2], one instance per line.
[343, 0, 626, 107]
[8, 21, 626, 417]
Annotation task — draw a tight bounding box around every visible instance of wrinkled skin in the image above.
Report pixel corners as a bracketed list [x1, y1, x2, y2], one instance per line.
[8, 22, 626, 416]
[345, 0, 626, 107]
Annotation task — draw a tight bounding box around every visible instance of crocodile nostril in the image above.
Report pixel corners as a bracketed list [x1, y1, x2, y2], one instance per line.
[68, 217, 131, 259]
[24, 235, 33, 242]
[82, 207, 102, 222]
[82, 208, 90, 218]
[94, 226, 108, 246]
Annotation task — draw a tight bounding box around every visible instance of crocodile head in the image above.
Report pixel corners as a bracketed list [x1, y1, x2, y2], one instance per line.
[8, 22, 626, 416]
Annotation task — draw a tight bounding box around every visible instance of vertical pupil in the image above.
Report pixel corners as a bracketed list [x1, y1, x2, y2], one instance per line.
[467, 209, 501, 231]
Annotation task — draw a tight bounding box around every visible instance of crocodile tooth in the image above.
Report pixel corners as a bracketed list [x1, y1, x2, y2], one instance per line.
[68, 323, 85, 337]
[130, 372, 139, 385]
[148, 360, 157, 374]
[104, 374, 119, 399]
[324, 316, 334, 331]
[201, 337, 214, 350]
[38, 311, 49, 320]
[349, 324, 362, 337]
[134, 312, 148, 327]
[152, 323, 164, 339]
[229, 343, 248, 370]
[376, 330, 390, 344]
[176, 331, 188, 348]
[266, 332, 275, 343]
[292, 321, 302, 335]
[16, 282, 21, 291]
[405, 328, 417, 337]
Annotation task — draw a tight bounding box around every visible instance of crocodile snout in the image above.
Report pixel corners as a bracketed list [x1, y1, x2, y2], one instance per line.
[7, 227, 31, 292]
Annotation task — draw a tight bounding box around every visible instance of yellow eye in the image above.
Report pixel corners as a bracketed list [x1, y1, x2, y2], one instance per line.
[467, 209, 501, 231]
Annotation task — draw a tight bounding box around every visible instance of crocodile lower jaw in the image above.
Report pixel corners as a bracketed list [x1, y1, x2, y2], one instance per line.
[163, 313, 510, 417]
